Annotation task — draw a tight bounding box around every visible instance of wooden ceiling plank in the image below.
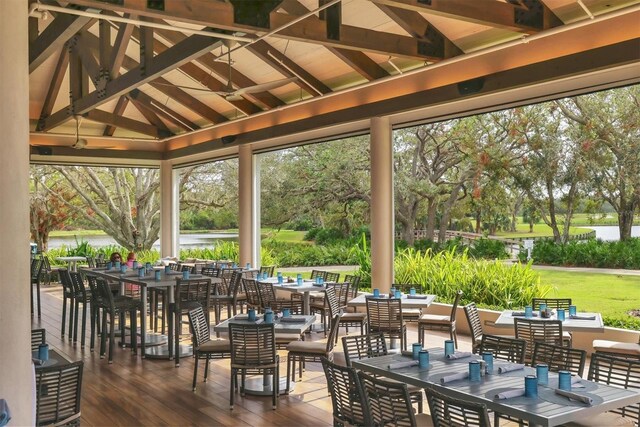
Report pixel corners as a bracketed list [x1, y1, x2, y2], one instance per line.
[247, 40, 331, 95]
[29, 7, 93, 73]
[103, 95, 129, 136]
[42, 33, 226, 131]
[128, 89, 199, 132]
[38, 48, 70, 124]
[87, 109, 167, 138]
[128, 97, 171, 133]
[109, 17, 135, 79]
[370, 0, 542, 34]
[155, 29, 284, 110]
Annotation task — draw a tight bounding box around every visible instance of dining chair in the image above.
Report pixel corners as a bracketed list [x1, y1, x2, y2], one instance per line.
[366, 296, 407, 351]
[201, 266, 222, 278]
[242, 278, 262, 311]
[418, 290, 463, 348]
[173, 278, 212, 367]
[531, 341, 586, 377]
[35, 361, 84, 426]
[229, 322, 279, 410]
[478, 334, 527, 363]
[324, 272, 340, 283]
[341, 332, 424, 413]
[324, 284, 367, 343]
[464, 303, 484, 353]
[310, 269, 325, 280]
[532, 298, 572, 310]
[321, 357, 372, 427]
[96, 279, 141, 363]
[31, 328, 46, 352]
[392, 283, 423, 322]
[256, 281, 303, 314]
[187, 305, 230, 391]
[286, 314, 340, 393]
[259, 265, 275, 277]
[357, 371, 433, 426]
[58, 268, 75, 340]
[343, 274, 362, 311]
[425, 384, 491, 427]
[514, 318, 565, 361]
[69, 271, 91, 349]
[85, 275, 105, 352]
[30, 256, 44, 318]
[592, 336, 640, 360]
[563, 353, 640, 426]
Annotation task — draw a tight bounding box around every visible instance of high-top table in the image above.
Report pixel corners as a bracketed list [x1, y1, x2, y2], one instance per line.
[81, 267, 221, 360]
[352, 349, 640, 426]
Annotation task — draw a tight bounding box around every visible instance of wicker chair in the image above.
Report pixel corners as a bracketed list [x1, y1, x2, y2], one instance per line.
[242, 278, 262, 311]
[172, 278, 212, 367]
[342, 333, 423, 413]
[30, 256, 44, 318]
[514, 318, 565, 362]
[85, 274, 105, 352]
[392, 283, 423, 322]
[256, 281, 303, 314]
[321, 357, 371, 427]
[357, 371, 432, 426]
[425, 384, 490, 427]
[418, 290, 463, 348]
[531, 341, 586, 377]
[310, 269, 325, 280]
[532, 298, 572, 310]
[325, 284, 367, 343]
[478, 334, 527, 363]
[344, 274, 362, 311]
[229, 322, 280, 410]
[286, 314, 340, 393]
[563, 354, 640, 426]
[35, 361, 84, 426]
[366, 296, 407, 351]
[259, 265, 275, 277]
[31, 328, 46, 352]
[69, 271, 91, 348]
[325, 272, 340, 283]
[201, 266, 222, 278]
[58, 268, 75, 340]
[187, 305, 230, 391]
[464, 303, 484, 353]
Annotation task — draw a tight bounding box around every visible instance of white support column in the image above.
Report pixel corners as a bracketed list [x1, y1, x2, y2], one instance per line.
[253, 154, 262, 266]
[160, 161, 178, 258]
[238, 144, 258, 267]
[0, 1, 34, 424]
[370, 117, 395, 293]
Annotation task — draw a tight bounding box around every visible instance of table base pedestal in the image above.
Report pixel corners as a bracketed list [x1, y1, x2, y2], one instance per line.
[241, 376, 293, 396]
[119, 332, 167, 348]
[144, 344, 192, 359]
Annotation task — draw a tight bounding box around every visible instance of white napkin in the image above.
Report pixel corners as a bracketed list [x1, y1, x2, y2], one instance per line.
[569, 315, 596, 320]
[555, 389, 593, 405]
[495, 389, 526, 399]
[388, 360, 419, 369]
[446, 352, 473, 360]
[571, 375, 584, 388]
[440, 372, 469, 384]
[254, 319, 264, 325]
[497, 363, 525, 374]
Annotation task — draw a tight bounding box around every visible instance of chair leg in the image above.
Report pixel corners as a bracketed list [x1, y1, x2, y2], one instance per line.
[100, 310, 107, 358]
[61, 295, 67, 337]
[451, 328, 458, 349]
[90, 305, 96, 351]
[204, 357, 210, 382]
[193, 356, 199, 391]
[273, 365, 279, 410]
[81, 302, 87, 349]
[130, 309, 137, 355]
[109, 311, 116, 364]
[229, 368, 235, 410]
[36, 281, 42, 318]
[286, 354, 292, 394]
[73, 300, 80, 343]
[119, 311, 126, 348]
[68, 296, 75, 340]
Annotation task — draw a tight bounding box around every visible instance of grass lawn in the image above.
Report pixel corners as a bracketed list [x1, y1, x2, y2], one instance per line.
[49, 230, 107, 237]
[495, 224, 593, 239]
[261, 229, 307, 243]
[536, 269, 640, 326]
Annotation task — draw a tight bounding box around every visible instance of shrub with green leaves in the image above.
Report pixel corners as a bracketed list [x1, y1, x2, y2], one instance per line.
[526, 238, 640, 269]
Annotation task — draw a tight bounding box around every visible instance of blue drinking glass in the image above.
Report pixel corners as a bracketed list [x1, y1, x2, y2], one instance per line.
[482, 352, 494, 373]
[154, 270, 161, 281]
[282, 308, 290, 317]
[138, 267, 145, 278]
[297, 277, 303, 286]
[318, 277, 324, 285]
[182, 270, 190, 280]
[539, 303, 547, 316]
[469, 361, 481, 381]
[120, 265, 127, 273]
[412, 343, 422, 360]
[373, 288, 380, 297]
[164, 265, 171, 274]
[419, 350, 430, 369]
[278, 275, 284, 284]
[558, 371, 572, 391]
[246, 262, 251, 269]
[410, 287, 416, 296]
[444, 340, 455, 357]
[525, 375, 538, 398]
[38, 344, 49, 362]
[524, 306, 533, 318]
[394, 290, 401, 298]
[536, 363, 549, 386]
[569, 305, 577, 316]
[248, 308, 256, 321]
[106, 262, 112, 270]
[557, 309, 565, 321]
[315, 276, 321, 284]
[264, 310, 274, 324]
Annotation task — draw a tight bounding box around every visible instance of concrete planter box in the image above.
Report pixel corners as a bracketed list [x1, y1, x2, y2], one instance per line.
[425, 303, 640, 354]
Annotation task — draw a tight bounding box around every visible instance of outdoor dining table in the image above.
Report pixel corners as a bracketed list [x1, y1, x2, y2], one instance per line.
[494, 310, 605, 333]
[352, 348, 640, 426]
[55, 256, 86, 272]
[214, 313, 316, 395]
[32, 348, 72, 370]
[81, 267, 222, 360]
[259, 277, 326, 315]
[347, 292, 437, 309]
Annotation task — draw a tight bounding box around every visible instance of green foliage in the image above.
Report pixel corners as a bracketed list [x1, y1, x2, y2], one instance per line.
[526, 238, 640, 269]
[468, 238, 509, 259]
[66, 238, 95, 257]
[263, 240, 357, 267]
[351, 233, 372, 286]
[601, 315, 640, 331]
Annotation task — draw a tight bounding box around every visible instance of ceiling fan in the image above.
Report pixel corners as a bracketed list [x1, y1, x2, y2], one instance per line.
[156, 46, 298, 101]
[71, 116, 114, 149]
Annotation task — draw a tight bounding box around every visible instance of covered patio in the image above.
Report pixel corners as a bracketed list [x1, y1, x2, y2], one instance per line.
[1, 0, 639, 424]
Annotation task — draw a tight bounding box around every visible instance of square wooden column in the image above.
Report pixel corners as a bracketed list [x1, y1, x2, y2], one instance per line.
[160, 161, 178, 257]
[238, 144, 259, 267]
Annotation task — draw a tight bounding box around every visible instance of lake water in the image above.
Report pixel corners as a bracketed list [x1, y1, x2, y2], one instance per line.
[589, 225, 640, 241]
[48, 232, 238, 250]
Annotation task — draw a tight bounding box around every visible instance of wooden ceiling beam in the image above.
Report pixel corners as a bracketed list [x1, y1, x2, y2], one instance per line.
[109, 17, 135, 79]
[103, 96, 129, 136]
[370, 0, 543, 34]
[29, 5, 94, 73]
[137, 28, 261, 115]
[38, 48, 69, 124]
[128, 97, 171, 133]
[41, 33, 226, 131]
[86, 109, 169, 138]
[72, 34, 101, 87]
[127, 89, 199, 132]
[246, 40, 331, 95]
[155, 29, 284, 110]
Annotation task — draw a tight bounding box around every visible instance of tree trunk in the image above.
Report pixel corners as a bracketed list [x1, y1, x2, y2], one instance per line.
[438, 182, 465, 244]
[425, 199, 438, 242]
[618, 206, 636, 241]
[475, 209, 481, 234]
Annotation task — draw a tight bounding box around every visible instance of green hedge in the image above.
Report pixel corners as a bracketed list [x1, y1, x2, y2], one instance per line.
[522, 238, 640, 269]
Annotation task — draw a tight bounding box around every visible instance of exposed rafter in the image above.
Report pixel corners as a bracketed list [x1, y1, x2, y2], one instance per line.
[38, 48, 69, 122]
[103, 96, 129, 136]
[128, 97, 171, 134]
[127, 89, 198, 132]
[86, 109, 170, 138]
[109, 17, 135, 79]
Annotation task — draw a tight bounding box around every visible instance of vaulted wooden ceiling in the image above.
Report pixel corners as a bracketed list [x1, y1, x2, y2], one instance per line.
[28, 0, 640, 163]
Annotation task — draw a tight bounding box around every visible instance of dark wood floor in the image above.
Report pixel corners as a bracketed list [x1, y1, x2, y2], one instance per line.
[32, 285, 337, 427]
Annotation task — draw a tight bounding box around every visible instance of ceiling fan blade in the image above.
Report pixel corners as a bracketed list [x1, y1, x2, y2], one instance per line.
[233, 77, 298, 96]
